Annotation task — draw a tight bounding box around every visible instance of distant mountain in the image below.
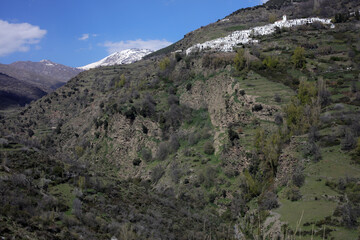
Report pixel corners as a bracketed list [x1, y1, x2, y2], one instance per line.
[78, 48, 154, 70]
[10, 60, 82, 85]
[1, 60, 82, 91]
[0, 60, 81, 109]
[0, 73, 46, 110]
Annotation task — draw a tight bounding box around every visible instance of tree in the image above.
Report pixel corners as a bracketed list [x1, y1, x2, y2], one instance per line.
[292, 47, 306, 69]
[115, 74, 126, 88]
[234, 48, 246, 72]
[297, 79, 317, 105]
[159, 57, 170, 71]
[262, 55, 279, 70]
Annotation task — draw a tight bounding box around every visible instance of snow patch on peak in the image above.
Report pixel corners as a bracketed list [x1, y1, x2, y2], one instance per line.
[78, 48, 153, 70]
[40, 59, 55, 66]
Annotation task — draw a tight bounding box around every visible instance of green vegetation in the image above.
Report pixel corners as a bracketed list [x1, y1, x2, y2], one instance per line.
[292, 46, 306, 69]
[1, 1, 360, 239]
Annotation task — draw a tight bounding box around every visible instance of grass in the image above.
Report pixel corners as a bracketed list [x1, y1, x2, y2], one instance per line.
[236, 71, 295, 106]
[308, 145, 360, 179]
[275, 198, 337, 230]
[49, 183, 75, 215]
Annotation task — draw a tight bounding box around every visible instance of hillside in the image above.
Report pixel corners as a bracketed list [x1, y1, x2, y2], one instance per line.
[1, 0, 360, 239]
[0, 73, 46, 110]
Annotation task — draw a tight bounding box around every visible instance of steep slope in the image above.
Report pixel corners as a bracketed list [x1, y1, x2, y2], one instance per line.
[1, 0, 360, 239]
[0, 73, 46, 109]
[78, 49, 154, 70]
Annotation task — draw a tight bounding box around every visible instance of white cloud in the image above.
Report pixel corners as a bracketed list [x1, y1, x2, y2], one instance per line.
[103, 39, 172, 54]
[79, 33, 89, 41]
[0, 20, 46, 57]
[261, 0, 269, 3]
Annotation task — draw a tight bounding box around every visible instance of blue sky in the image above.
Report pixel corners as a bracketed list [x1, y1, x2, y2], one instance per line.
[0, 0, 262, 67]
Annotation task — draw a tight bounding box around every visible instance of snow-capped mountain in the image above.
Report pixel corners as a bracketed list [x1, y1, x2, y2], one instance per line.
[78, 49, 154, 70]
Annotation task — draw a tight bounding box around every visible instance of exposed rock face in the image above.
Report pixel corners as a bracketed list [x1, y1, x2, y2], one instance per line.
[276, 138, 300, 187]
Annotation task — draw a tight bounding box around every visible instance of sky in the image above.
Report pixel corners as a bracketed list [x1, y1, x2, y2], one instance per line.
[0, 0, 265, 67]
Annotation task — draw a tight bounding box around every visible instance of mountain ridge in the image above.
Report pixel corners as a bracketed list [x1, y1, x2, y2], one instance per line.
[78, 48, 154, 70]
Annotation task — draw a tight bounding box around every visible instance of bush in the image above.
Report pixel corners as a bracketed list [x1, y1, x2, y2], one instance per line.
[292, 47, 306, 69]
[202, 166, 218, 188]
[234, 48, 246, 72]
[334, 203, 358, 228]
[252, 104, 263, 112]
[275, 114, 283, 125]
[268, 13, 277, 23]
[292, 167, 305, 187]
[341, 129, 356, 151]
[274, 93, 281, 103]
[167, 94, 179, 106]
[156, 142, 169, 161]
[140, 94, 156, 118]
[132, 158, 141, 166]
[151, 165, 165, 183]
[204, 141, 215, 155]
[170, 163, 182, 184]
[285, 185, 302, 201]
[159, 57, 170, 71]
[262, 55, 279, 69]
[141, 148, 152, 162]
[260, 191, 279, 210]
[169, 134, 180, 153]
[230, 193, 247, 218]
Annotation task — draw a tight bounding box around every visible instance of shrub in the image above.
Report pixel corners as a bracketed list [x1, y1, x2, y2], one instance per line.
[285, 185, 302, 201]
[156, 142, 169, 161]
[140, 94, 156, 118]
[268, 13, 277, 23]
[72, 198, 82, 218]
[262, 56, 279, 69]
[252, 104, 263, 112]
[260, 191, 279, 210]
[291, 47, 306, 69]
[132, 158, 141, 166]
[204, 141, 215, 155]
[274, 93, 281, 103]
[169, 134, 180, 153]
[151, 165, 165, 183]
[141, 148, 152, 162]
[170, 163, 182, 184]
[167, 94, 179, 106]
[228, 128, 240, 145]
[355, 138, 360, 156]
[317, 77, 331, 107]
[341, 129, 356, 150]
[275, 114, 283, 125]
[230, 193, 247, 217]
[186, 83, 192, 91]
[292, 166, 305, 187]
[234, 48, 246, 72]
[298, 80, 317, 105]
[159, 57, 170, 71]
[115, 74, 126, 88]
[75, 146, 84, 158]
[334, 203, 358, 228]
[202, 166, 218, 188]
